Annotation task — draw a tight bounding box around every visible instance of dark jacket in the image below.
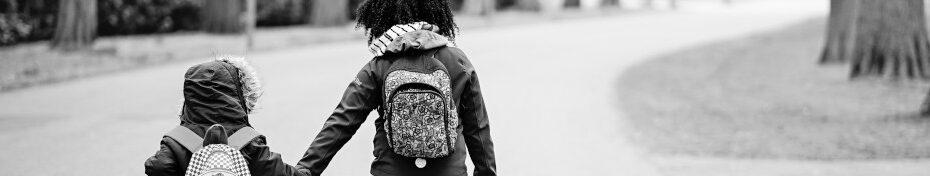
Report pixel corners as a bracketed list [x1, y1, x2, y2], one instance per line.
[144, 60, 304, 176]
[295, 32, 497, 176]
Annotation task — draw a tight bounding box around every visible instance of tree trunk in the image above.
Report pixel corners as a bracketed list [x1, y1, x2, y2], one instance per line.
[849, 0, 930, 80]
[464, 0, 495, 16]
[602, 0, 621, 8]
[310, 0, 348, 26]
[643, 0, 654, 9]
[203, 0, 245, 33]
[244, 0, 256, 49]
[923, 90, 930, 116]
[820, 0, 859, 64]
[51, 0, 96, 51]
[515, 0, 540, 11]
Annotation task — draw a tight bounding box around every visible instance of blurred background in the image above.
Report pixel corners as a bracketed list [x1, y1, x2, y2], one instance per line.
[0, 0, 692, 90]
[3, 0, 930, 175]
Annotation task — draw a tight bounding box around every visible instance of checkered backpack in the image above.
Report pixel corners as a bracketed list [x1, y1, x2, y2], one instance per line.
[164, 124, 261, 176]
[382, 49, 459, 168]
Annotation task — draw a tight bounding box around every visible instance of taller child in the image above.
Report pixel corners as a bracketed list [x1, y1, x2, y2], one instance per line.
[294, 0, 497, 176]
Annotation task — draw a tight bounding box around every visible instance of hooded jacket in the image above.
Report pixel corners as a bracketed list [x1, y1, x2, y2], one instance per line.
[144, 58, 304, 176]
[295, 27, 497, 176]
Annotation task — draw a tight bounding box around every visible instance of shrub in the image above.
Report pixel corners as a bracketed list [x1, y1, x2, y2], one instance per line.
[256, 0, 308, 27]
[0, 0, 58, 46]
[0, 0, 368, 46]
[97, 0, 202, 36]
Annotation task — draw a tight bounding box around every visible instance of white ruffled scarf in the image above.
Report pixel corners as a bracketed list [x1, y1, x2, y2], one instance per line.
[367, 22, 455, 57]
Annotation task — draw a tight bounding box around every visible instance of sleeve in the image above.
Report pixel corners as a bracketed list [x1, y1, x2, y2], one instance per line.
[295, 61, 381, 176]
[144, 138, 181, 176]
[240, 136, 307, 176]
[460, 71, 498, 176]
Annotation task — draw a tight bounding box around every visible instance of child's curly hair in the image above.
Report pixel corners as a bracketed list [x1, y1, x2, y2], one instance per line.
[355, 0, 458, 43]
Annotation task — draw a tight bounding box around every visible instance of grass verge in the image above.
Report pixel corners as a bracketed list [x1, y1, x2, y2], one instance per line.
[618, 18, 930, 160]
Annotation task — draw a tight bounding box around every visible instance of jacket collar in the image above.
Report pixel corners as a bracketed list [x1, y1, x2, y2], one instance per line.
[368, 22, 454, 57]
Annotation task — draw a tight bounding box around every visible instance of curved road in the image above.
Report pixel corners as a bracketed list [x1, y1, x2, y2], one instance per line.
[0, 1, 824, 175]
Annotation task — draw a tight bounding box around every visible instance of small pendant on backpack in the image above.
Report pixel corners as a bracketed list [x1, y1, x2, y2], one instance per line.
[415, 158, 427, 168]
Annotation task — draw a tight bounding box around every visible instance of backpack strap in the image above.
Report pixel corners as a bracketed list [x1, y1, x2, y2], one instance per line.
[165, 126, 204, 152]
[166, 126, 263, 151]
[227, 126, 262, 150]
[426, 48, 450, 72]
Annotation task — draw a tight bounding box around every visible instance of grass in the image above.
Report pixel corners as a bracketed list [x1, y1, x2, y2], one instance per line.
[618, 18, 930, 160]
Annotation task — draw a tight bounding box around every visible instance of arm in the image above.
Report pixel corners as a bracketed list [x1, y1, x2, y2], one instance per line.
[295, 61, 380, 176]
[460, 71, 498, 176]
[241, 136, 307, 176]
[144, 138, 181, 176]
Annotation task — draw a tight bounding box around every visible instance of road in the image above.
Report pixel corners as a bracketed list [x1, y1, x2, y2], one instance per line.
[0, 1, 825, 175]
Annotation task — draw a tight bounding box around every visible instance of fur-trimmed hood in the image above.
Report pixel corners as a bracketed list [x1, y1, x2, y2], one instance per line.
[179, 55, 263, 134]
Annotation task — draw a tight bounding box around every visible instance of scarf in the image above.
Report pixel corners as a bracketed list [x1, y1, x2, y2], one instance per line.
[368, 22, 454, 56]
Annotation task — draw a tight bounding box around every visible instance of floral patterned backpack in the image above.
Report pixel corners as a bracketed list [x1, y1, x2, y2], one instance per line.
[382, 49, 459, 168]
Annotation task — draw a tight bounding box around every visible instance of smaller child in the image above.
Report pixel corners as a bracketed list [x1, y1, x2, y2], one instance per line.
[144, 56, 304, 176]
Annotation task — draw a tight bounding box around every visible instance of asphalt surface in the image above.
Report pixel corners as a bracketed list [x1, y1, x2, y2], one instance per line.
[0, 1, 825, 175]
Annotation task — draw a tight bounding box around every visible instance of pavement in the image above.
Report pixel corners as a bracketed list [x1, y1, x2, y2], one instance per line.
[0, 1, 827, 175]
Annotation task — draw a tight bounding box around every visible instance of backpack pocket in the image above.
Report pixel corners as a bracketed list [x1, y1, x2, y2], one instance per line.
[386, 88, 453, 158]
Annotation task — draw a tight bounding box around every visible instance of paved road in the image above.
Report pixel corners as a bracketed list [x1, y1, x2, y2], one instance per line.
[0, 1, 824, 175]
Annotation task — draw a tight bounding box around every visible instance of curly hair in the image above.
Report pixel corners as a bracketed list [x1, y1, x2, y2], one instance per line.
[355, 0, 458, 43]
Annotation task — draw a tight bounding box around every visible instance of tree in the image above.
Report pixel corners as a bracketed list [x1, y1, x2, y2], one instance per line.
[602, 0, 621, 8]
[464, 0, 495, 16]
[849, 0, 930, 80]
[515, 0, 540, 11]
[539, 0, 565, 12]
[51, 0, 96, 51]
[310, 0, 348, 26]
[923, 91, 930, 116]
[819, 0, 859, 64]
[643, 0, 654, 9]
[244, 0, 256, 49]
[513, 0, 565, 12]
[203, 0, 245, 33]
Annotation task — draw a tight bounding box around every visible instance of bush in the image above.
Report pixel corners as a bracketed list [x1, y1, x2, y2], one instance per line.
[1, 0, 202, 45]
[97, 0, 202, 36]
[256, 0, 308, 27]
[0, 14, 31, 45]
[0, 0, 366, 46]
[0, 0, 58, 46]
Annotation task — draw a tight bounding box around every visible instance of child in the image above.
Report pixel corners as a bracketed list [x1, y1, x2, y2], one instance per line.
[295, 1, 497, 176]
[144, 56, 304, 176]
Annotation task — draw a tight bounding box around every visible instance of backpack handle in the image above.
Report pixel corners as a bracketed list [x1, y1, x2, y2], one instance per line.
[165, 125, 262, 152]
[203, 124, 229, 146]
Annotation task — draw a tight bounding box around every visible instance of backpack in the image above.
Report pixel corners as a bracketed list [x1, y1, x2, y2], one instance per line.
[382, 49, 459, 168]
[164, 124, 261, 176]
